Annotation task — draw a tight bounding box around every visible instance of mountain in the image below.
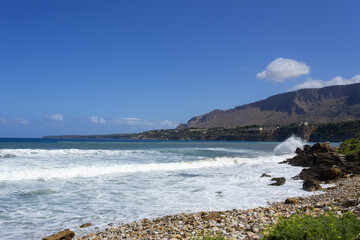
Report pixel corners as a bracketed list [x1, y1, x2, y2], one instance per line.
[179, 83, 360, 129]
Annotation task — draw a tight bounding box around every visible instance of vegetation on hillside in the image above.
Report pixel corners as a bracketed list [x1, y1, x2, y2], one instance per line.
[134, 120, 360, 142]
[309, 120, 360, 142]
[338, 134, 360, 161]
[44, 120, 360, 143]
[134, 124, 303, 141]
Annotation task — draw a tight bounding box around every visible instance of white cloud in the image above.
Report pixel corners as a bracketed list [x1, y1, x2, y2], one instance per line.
[257, 57, 310, 82]
[14, 118, 29, 125]
[0, 118, 7, 124]
[292, 74, 360, 90]
[123, 118, 142, 121]
[46, 114, 64, 122]
[90, 116, 106, 124]
[112, 118, 178, 129]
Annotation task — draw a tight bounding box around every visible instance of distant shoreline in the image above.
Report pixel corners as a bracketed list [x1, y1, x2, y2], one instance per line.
[42, 120, 360, 142]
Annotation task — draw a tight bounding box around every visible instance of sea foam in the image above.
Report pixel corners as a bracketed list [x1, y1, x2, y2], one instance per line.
[0, 154, 294, 181]
[0, 139, 314, 240]
[273, 135, 304, 155]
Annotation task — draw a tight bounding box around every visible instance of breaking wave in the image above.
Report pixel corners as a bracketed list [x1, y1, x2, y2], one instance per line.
[0, 154, 292, 181]
[273, 135, 304, 155]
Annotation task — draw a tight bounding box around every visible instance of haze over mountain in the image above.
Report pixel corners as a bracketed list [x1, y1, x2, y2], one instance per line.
[179, 83, 360, 129]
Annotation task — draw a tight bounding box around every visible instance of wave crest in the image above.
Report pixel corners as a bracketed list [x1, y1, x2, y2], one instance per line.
[273, 135, 304, 155]
[0, 154, 292, 182]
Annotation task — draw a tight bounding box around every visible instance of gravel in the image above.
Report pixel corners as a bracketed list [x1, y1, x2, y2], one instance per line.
[76, 175, 360, 240]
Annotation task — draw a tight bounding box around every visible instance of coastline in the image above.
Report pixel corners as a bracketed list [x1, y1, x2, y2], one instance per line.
[42, 120, 360, 143]
[74, 175, 360, 240]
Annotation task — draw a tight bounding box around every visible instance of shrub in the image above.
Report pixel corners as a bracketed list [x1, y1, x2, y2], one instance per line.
[262, 212, 360, 240]
[338, 134, 360, 161]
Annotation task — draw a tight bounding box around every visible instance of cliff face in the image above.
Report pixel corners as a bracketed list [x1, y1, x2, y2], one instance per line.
[180, 83, 360, 129]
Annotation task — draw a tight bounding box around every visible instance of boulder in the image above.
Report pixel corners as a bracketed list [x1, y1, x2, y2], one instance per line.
[260, 173, 271, 177]
[300, 165, 343, 181]
[285, 198, 300, 204]
[303, 179, 321, 191]
[269, 177, 286, 186]
[312, 152, 339, 164]
[303, 145, 311, 152]
[79, 223, 92, 228]
[299, 168, 318, 181]
[287, 147, 313, 167]
[291, 174, 301, 180]
[42, 229, 75, 240]
[295, 147, 303, 154]
[346, 153, 358, 162]
[341, 199, 360, 208]
[286, 141, 360, 191]
[287, 154, 311, 167]
[310, 142, 331, 153]
[318, 167, 342, 181]
[287, 143, 340, 168]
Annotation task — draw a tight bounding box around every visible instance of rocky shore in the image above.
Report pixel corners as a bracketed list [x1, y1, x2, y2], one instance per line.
[71, 175, 360, 240]
[43, 141, 360, 240]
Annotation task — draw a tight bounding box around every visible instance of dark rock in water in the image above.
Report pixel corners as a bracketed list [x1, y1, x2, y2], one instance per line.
[287, 145, 313, 167]
[287, 137, 360, 191]
[295, 147, 303, 154]
[318, 167, 343, 181]
[291, 175, 301, 180]
[303, 145, 311, 152]
[288, 142, 348, 181]
[303, 179, 321, 191]
[260, 173, 271, 177]
[269, 177, 286, 186]
[300, 166, 343, 182]
[79, 223, 92, 228]
[287, 143, 340, 167]
[299, 168, 318, 181]
[42, 229, 75, 240]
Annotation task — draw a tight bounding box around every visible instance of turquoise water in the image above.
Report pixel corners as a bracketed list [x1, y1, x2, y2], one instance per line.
[0, 137, 330, 239]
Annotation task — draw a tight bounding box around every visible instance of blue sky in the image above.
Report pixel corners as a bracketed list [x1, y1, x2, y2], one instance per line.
[1, 1, 359, 137]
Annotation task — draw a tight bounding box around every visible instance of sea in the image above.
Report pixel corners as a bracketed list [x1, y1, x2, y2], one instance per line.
[0, 137, 340, 239]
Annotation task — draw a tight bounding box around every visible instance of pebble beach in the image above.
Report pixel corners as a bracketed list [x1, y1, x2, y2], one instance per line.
[75, 175, 360, 240]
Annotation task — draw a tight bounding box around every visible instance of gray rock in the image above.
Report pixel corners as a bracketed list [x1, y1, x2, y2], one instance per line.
[269, 177, 286, 186]
[42, 229, 75, 240]
[303, 179, 321, 191]
[260, 173, 271, 177]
